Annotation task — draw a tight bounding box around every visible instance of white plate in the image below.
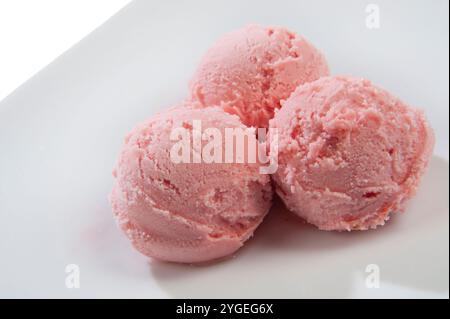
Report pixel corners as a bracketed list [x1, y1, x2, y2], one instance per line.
[0, 0, 448, 298]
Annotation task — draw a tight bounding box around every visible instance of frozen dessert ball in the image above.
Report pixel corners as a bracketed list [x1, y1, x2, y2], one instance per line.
[270, 76, 434, 231]
[189, 24, 329, 128]
[110, 106, 272, 263]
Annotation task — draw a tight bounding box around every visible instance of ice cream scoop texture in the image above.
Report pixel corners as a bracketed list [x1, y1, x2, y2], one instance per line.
[110, 25, 435, 264]
[189, 24, 329, 128]
[110, 106, 272, 263]
[270, 76, 434, 231]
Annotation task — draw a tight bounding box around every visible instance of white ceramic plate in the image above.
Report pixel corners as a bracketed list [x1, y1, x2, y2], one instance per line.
[0, 0, 448, 298]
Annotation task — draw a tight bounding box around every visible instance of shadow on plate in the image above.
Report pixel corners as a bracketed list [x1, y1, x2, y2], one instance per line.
[149, 156, 448, 298]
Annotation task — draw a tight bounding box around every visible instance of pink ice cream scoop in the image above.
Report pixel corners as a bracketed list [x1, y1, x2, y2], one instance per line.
[110, 106, 272, 263]
[270, 76, 434, 231]
[189, 24, 329, 128]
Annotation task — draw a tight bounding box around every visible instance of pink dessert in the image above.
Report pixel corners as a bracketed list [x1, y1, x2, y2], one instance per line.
[110, 106, 272, 263]
[189, 24, 329, 128]
[270, 76, 434, 231]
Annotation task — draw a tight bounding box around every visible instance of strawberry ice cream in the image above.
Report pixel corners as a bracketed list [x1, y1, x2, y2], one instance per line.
[270, 76, 434, 231]
[189, 24, 329, 128]
[110, 106, 272, 263]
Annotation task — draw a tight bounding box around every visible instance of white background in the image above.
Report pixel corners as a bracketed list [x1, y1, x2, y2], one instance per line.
[0, 0, 448, 298]
[0, 0, 131, 102]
